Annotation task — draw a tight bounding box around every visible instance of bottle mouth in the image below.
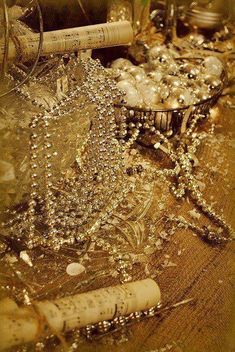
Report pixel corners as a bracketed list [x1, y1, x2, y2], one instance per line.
[185, 7, 225, 29]
[188, 7, 223, 18]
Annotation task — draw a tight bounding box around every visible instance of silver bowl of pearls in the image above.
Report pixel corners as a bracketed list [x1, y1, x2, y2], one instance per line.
[111, 46, 226, 136]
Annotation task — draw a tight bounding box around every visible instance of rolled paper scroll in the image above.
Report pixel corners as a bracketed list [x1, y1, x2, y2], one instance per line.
[0, 278, 160, 351]
[0, 20, 133, 63]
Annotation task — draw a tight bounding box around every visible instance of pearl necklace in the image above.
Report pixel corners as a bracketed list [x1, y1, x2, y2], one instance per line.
[121, 111, 233, 244]
[1, 57, 136, 255]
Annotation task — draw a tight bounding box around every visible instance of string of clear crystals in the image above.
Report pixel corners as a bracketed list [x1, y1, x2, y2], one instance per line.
[3, 57, 134, 251]
[112, 89, 233, 245]
[125, 111, 234, 244]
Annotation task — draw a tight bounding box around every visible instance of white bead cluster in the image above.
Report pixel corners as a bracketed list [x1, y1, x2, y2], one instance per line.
[111, 46, 223, 110]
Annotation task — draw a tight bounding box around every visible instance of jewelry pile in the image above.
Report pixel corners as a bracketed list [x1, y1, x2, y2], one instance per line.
[1, 54, 232, 282]
[1, 56, 138, 252]
[111, 46, 224, 109]
[0, 1, 234, 351]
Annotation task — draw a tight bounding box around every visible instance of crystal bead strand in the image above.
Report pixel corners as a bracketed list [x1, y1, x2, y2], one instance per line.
[41, 113, 57, 243]
[27, 113, 41, 248]
[152, 114, 233, 243]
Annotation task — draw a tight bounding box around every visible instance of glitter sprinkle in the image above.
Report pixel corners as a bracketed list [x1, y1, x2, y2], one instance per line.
[188, 209, 201, 220]
[5, 254, 18, 264]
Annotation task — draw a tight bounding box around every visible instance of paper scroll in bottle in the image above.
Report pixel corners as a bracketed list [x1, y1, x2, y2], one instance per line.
[0, 21, 133, 63]
[0, 278, 160, 351]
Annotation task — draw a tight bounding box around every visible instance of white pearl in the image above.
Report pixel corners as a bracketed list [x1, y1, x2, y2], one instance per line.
[148, 71, 163, 82]
[144, 92, 161, 107]
[150, 57, 170, 68]
[180, 90, 194, 105]
[137, 81, 158, 94]
[204, 56, 223, 77]
[148, 46, 172, 68]
[127, 66, 147, 82]
[159, 84, 170, 100]
[111, 58, 134, 71]
[137, 82, 160, 107]
[167, 60, 179, 75]
[117, 80, 143, 107]
[66, 262, 85, 276]
[165, 97, 180, 109]
[116, 71, 136, 83]
[171, 87, 194, 106]
[148, 45, 166, 60]
[203, 74, 221, 88]
[116, 80, 135, 90]
[142, 78, 156, 86]
[166, 76, 182, 88]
